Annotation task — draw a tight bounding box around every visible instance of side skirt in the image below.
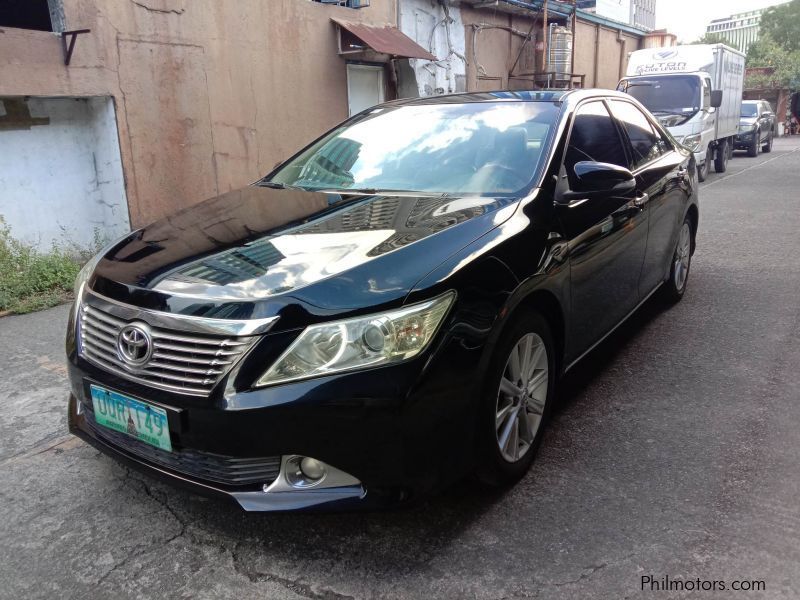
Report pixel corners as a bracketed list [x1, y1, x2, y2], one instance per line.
[563, 283, 662, 373]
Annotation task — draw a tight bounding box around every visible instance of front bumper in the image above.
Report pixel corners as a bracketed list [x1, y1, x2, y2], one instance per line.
[734, 131, 756, 147]
[68, 393, 376, 511]
[66, 312, 484, 511]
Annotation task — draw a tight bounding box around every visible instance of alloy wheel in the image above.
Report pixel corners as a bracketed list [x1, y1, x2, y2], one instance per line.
[495, 333, 549, 463]
[674, 222, 692, 291]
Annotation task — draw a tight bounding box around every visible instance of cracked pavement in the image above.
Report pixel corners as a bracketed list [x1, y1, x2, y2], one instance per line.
[1, 138, 799, 599]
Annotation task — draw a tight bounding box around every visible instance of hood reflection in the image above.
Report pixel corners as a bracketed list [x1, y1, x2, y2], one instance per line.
[147, 193, 496, 301]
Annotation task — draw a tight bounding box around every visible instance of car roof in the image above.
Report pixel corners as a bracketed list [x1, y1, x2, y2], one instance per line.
[384, 88, 634, 108]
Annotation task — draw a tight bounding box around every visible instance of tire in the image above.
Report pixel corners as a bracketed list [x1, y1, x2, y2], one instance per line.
[660, 217, 694, 304]
[475, 311, 556, 487]
[714, 139, 728, 172]
[697, 146, 710, 182]
[763, 131, 773, 153]
[747, 131, 760, 157]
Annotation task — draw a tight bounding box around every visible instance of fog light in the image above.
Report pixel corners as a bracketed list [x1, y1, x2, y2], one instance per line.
[300, 457, 326, 480]
[284, 455, 328, 488]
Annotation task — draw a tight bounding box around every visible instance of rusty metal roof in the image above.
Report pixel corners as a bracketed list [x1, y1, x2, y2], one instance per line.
[332, 18, 437, 61]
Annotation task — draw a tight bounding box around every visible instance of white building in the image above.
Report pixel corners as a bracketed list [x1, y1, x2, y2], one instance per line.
[576, 0, 655, 31]
[705, 2, 789, 54]
[631, 0, 656, 31]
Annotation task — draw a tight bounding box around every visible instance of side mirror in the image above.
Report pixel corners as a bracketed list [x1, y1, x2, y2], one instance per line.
[561, 161, 635, 202]
[710, 90, 723, 109]
[761, 112, 772, 118]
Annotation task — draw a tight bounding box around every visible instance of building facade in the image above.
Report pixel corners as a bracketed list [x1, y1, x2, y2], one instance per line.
[576, 0, 655, 31]
[631, 0, 656, 32]
[1, 0, 645, 249]
[705, 2, 789, 54]
[0, 0, 410, 248]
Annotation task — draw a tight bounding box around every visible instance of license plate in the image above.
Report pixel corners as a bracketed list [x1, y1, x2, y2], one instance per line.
[90, 385, 172, 452]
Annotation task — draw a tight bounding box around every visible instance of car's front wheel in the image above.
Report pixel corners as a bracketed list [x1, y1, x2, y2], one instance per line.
[748, 131, 760, 157]
[763, 131, 773, 153]
[476, 312, 556, 486]
[660, 217, 694, 304]
[697, 146, 710, 182]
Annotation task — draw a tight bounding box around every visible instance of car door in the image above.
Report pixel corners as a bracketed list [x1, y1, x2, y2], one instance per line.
[608, 99, 690, 296]
[759, 101, 773, 143]
[556, 100, 649, 358]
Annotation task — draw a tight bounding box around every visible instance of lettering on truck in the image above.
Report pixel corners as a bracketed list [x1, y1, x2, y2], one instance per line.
[635, 62, 688, 75]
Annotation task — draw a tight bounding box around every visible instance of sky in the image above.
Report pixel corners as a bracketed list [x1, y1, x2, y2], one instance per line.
[655, 0, 792, 43]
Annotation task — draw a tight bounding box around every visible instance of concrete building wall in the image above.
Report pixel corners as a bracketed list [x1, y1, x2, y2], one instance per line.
[574, 19, 641, 88]
[460, 5, 540, 92]
[0, 97, 129, 250]
[0, 0, 396, 228]
[400, 0, 467, 96]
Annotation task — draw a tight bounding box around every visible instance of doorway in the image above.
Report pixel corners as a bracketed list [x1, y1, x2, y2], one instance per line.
[347, 64, 385, 117]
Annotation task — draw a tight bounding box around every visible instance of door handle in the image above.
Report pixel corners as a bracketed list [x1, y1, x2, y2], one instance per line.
[633, 191, 648, 209]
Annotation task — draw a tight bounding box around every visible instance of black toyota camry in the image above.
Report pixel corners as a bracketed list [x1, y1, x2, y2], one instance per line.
[67, 89, 698, 511]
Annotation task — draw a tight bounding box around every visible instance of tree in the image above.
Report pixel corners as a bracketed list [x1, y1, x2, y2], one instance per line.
[692, 33, 731, 47]
[759, 0, 800, 54]
[746, 34, 800, 90]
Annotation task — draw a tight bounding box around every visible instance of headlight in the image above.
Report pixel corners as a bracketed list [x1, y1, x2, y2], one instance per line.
[255, 291, 456, 387]
[681, 134, 703, 153]
[73, 232, 135, 298]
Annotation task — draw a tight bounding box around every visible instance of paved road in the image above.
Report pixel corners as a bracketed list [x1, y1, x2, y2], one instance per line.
[2, 138, 799, 599]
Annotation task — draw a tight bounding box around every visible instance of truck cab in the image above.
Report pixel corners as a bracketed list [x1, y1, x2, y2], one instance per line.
[618, 73, 718, 177]
[619, 44, 745, 182]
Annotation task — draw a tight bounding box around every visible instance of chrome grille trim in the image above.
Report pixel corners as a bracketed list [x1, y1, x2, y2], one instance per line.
[84, 288, 278, 336]
[78, 301, 258, 396]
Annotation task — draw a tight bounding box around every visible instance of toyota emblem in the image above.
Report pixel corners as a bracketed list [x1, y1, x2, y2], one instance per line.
[117, 323, 153, 367]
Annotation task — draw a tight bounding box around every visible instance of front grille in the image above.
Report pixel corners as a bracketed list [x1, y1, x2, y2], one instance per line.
[84, 407, 281, 488]
[78, 304, 253, 396]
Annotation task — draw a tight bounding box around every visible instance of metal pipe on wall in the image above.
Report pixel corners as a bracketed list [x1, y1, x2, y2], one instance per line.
[571, 0, 576, 86]
[617, 32, 626, 81]
[542, 0, 548, 73]
[593, 23, 600, 87]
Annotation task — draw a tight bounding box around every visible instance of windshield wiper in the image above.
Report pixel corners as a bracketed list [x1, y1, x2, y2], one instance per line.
[257, 181, 306, 191]
[314, 188, 452, 197]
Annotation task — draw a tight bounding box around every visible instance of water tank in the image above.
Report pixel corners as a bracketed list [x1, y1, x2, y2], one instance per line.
[548, 25, 573, 79]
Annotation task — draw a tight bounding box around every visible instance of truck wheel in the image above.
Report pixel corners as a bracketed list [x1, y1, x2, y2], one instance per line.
[747, 131, 760, 157]
[697, 147, 710, 182]
[714, 139, 729, 173]
[763, 131, 773, 153]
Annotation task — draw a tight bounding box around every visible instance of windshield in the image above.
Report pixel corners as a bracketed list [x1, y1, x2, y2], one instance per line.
[266, 102, 559, 195]
[619, 75, 701, 115]
[740, 103, 758, 118]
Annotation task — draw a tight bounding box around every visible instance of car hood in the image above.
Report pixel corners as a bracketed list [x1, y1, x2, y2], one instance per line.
[739, 117, 757, 128]
[90, 185, 518, 325]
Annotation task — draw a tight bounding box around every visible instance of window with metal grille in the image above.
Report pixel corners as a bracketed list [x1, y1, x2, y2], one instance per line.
[311, 0, 371, 8]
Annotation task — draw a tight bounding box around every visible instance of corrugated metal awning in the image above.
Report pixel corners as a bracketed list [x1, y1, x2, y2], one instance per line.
[332, 18, 437, 61]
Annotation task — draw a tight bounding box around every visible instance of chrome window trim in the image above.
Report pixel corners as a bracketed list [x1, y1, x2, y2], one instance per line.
[83, 288, 278, 336]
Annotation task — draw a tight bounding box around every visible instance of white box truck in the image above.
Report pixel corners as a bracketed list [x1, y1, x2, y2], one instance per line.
[618, 44, 745, 181]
